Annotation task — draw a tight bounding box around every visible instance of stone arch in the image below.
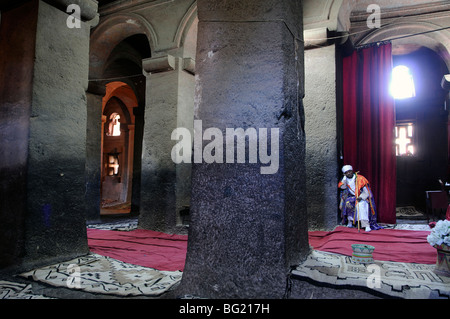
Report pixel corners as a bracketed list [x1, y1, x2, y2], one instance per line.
[354, 20, 450, 215]
[102, 81, 138, 115]
[303, 0, 345, 31]
[173, 1, 198, 51]
[86, 13, 152, 221]
[357, 21, 450, 70]
[89, 12, 156, 81]
[101, 89, 136, 212]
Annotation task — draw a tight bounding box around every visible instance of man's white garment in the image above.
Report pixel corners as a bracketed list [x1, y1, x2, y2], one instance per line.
[340, 175, 370, 226]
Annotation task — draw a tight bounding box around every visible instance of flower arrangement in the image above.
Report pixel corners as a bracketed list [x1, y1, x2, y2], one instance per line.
[427, 219, 450, 247]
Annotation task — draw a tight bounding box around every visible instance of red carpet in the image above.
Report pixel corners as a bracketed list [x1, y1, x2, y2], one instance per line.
[87, 228, 188, 271]
[309, 226, 436, 264]
[87, 226, 436, 272]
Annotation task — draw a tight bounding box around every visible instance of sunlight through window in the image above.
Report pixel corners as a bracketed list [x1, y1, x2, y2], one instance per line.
[109, 113, 121, 136]
[395, 123, 415, 156]
[390, 65, 416, 99]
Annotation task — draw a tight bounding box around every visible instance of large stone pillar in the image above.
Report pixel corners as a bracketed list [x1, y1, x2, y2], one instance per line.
[85, 83, 105, 223]
[179, 0, 308, 299]
[140, 54, 194, 234]
[0, 0, 98, 270]
[304, 44, 339, 230]
[0, 1, 38, 270]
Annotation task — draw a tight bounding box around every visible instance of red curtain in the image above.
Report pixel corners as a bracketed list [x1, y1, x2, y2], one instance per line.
[342, 43, 397, 224]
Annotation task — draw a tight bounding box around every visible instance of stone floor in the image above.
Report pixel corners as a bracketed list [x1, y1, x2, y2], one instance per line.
[0, 270, 385, 300]
[1, 216, 446, 300]
[291, 217, 448, 300]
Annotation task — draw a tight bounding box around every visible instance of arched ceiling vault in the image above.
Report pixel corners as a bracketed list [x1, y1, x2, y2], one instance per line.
[303, 0, 450, 70]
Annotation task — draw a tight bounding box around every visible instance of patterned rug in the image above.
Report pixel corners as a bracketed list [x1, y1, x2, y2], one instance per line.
[87, 219, 138, 231]
[19, 253, 182, 297]
[0, 280, 53, 299]
[293, 250, 450, 299]
[392, 224, 431, 231]
[6, 221, 445, 299]
[396, 206, 427, 220]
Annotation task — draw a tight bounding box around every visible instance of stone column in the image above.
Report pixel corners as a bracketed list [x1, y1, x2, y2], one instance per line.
[0, 0, 39, 269]
[139, 54, 195, 232]
[85, 83, 105, 223]
[139, 55, 181, 233]
[125, 123, 136, 203]
[19, 0, 96, 269]
[176, 58, 196, 225]
[304, 44, 339, 230]
[179, 0, 309, 299]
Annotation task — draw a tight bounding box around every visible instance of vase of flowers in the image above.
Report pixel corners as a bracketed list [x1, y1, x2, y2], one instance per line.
[427, 219, 450, 277]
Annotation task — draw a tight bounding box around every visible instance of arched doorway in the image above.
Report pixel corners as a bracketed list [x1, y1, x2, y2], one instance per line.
[100, 82, 138, 214]
[87, 5, 198, 231]
[351, 20, 450, 220]
[86, 16, 151, 221]
[391, 47, 449, 214]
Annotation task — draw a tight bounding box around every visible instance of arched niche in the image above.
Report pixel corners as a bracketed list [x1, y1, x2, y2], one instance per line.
[357, 21, 450, 70]
[86, 12, 152, 220]
[100, 82, 137, 214]
[354, 21, 450, 212]
[89, 12, 155, 81]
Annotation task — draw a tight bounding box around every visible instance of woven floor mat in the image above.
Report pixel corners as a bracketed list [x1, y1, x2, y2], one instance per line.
[0, 280, 53, 299]
[396, 206, 427, 219]
[293, 250, 449, 299]
[19, 253, 182, 297]
[87, 219, 138, 231]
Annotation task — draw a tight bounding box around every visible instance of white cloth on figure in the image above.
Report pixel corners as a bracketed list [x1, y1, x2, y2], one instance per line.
[340, 175, 369, 224]
[342, 165, 353, 173]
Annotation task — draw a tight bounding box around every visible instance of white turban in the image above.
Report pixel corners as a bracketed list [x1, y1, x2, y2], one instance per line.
[342, 165, 353, 173]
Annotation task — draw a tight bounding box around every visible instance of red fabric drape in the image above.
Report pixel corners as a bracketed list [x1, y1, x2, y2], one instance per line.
[342, 43, 397, 224]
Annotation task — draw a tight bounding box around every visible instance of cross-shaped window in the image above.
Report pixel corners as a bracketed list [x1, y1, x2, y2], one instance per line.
[107, 154, 120, 176]
[395, 124, 414, 156]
